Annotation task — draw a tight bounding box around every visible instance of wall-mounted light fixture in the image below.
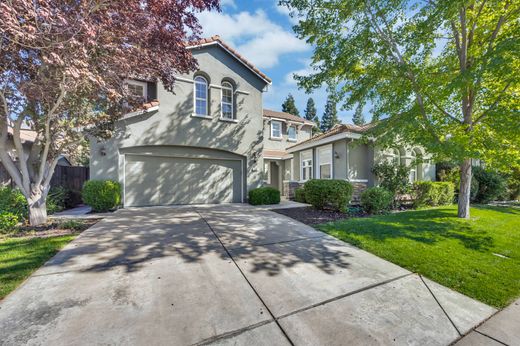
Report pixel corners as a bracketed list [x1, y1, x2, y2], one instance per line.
[99, 147, 107, 156]
[334, 151, 340, 159]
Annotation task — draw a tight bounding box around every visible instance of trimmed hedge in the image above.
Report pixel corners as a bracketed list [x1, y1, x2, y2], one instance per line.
[294, 187, 306, 203]
[413, 181, 455, 208]
[304, 179, 353, 212]
[82, 180, 121, 212]
[248, 187, 280, 205]
[361, 187, 393, 214]
[472, 167, 508, 203]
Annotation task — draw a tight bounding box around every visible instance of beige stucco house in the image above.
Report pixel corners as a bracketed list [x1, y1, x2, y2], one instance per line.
[286, 123, 436, 199]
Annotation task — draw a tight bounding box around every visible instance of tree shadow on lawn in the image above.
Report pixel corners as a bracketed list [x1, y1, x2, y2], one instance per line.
[319, 206, 500, 252]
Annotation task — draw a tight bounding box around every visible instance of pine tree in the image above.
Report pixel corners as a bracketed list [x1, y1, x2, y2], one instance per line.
[352, 104, 365, 126]
[281, 93, 300, 116]
[304, 97, 320, 134]
[320, 95, 340, 132]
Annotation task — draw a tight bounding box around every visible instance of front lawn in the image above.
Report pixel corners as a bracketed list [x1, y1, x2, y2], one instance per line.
[318, 205, 520, 308]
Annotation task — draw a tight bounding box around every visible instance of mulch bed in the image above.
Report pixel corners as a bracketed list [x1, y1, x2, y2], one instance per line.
[6, 219, 100, 239]
[273, 207, 359, 225]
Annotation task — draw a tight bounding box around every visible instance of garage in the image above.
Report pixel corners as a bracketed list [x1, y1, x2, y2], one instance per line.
[124, 154, 243, 207]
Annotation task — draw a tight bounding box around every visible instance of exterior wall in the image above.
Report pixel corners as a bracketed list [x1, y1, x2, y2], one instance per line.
[263, 121, 312, 151]
[90, 45, 267, 198]
[333, 140, 347, 180]
[347, 142, 371, 182]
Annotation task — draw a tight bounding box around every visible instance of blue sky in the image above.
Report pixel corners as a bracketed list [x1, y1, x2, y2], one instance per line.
[197, 0, 356, 123]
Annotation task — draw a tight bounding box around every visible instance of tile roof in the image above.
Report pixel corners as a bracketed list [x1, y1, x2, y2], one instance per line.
[7, 127, 37, 143]
[288, 122, 376, 149]
[263, 109, 315, 126]
[187, 35, 272, 84]
[263, 149, 292, 159]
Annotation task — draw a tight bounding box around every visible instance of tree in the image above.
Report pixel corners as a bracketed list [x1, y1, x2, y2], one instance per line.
[281, 0, 520, 218]
[352, 104, 365, 126]
[304, 97, 320, 134]
[281, 93, 300, 116]
[320, 95, 340, 132]
[0, 0, 219, 225]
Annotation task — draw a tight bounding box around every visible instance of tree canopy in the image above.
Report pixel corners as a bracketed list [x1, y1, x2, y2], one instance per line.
[304, 97, 320, 133]
[281, 0, 520, 217]
[352, 104, 366, 126]
[281, 93, 300, 116]
[0, 0, 219, 224]
[321, 95, 340, 132]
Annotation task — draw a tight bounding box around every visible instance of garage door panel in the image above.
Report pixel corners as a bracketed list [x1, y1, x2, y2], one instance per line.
[125, 155, 242, 207]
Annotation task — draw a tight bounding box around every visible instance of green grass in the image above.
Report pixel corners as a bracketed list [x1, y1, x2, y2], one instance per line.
[0, 235, 76, 300]
[319, 205, 520, 308]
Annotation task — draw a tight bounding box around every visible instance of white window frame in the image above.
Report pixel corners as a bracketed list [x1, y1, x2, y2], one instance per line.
[300, 149, 313, 182]
[287, 125, 297, 142]
[271, 120, 282, 139]
[409, 150, 418, 182]
[126, 79, 148, 99]
[220, 81, 234, 120]
[193, 76, 208, 116]
[316, 144, 333, 179]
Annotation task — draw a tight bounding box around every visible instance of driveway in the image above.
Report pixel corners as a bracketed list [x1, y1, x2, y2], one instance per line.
[0, 205, 495, 345]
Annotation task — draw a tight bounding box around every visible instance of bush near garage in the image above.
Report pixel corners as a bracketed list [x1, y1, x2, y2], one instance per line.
[360, 187, 394, 214]
[0, 186, 28, 220]
[304, 179, 353, 212]
[82, 180, 121, 212]
[413, 181, 455, 208]
[248, 187, 281, 205]
[294, 187, 306, 203]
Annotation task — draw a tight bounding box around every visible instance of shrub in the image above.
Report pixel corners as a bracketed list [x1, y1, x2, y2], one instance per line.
[0, 186, 27, 219]
[0, 212, 19, 233]
[59, 219, 86, 231]
[372, 162, 411, 203]
[304, 179, 353, 212]
[248, 187, 280, 205]
[82, 180, 121, 212]
[472, 167, 508, 203]
[294, 187, 306, 203]
[47, 186, 68, 214]
[413, 181, 455, 208]
[360, 187, 393, 214]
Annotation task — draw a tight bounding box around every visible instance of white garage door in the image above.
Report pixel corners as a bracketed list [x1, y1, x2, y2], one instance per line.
[124, 155, 242, 207]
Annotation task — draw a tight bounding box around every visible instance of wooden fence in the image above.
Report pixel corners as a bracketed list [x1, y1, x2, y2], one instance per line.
[1, 164, 89, 191]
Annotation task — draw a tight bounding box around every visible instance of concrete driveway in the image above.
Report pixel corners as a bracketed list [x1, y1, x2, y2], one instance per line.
[0, 205, 496, 345]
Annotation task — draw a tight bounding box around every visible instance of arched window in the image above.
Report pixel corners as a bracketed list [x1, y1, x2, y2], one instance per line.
[388, 148, 400, 165]
[409, 150, 417, 182]
[194, 76, 208, 116]
[221, 81, 234, 119]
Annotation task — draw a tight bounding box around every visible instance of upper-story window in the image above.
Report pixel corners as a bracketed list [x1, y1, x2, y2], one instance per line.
[287, 125, 297, 141]
[271, 120, 282, 139]
[194, 76, 208, 116]
[126, 80, 147, 99]
[221, 82, 234, 119]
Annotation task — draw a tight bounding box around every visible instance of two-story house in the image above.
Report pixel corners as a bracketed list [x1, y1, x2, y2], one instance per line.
[90, 36, 312, 207]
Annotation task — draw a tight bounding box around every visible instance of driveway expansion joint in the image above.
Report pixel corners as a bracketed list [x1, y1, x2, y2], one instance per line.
[196, 211, 295, 346]
[474, 330, 510, 346]
[192, 319, 274, 346]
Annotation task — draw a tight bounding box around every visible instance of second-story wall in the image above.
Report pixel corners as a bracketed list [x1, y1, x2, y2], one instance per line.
[263, 120, 313, 151]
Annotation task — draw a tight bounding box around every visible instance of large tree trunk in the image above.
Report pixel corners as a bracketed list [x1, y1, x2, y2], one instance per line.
[457, 159, 472, 218]
[28, 196, 48, 226]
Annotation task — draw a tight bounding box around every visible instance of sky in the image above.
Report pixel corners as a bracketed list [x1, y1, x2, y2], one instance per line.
[196, 0, 356, 124]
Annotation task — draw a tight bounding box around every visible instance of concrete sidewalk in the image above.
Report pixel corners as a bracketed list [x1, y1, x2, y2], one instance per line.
[455, 299, 520, 345]
[0, 204, 497, 345]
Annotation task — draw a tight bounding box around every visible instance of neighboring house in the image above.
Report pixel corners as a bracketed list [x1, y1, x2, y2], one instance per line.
[286, 123, 436, 199]
[90, 36, 277, 206]
[0, 128, 36, 186]
[262, 109, 314, 194]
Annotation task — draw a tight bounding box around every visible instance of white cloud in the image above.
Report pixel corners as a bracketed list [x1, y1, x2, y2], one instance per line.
[197, 9, 308, 69]
[220, 0, 236, 8]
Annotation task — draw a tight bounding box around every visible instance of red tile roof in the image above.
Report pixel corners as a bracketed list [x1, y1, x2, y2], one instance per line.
[263, 109, 315, 126]
[288, 122, 376, 149]
[187, 35, 272, 84]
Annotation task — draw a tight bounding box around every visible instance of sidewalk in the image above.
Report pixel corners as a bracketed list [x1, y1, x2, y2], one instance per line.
[455, 298, 520, 345]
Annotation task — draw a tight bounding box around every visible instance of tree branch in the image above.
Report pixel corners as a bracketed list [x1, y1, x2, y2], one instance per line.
[13, 114, 31, 193]
[473, 81, 511, 125]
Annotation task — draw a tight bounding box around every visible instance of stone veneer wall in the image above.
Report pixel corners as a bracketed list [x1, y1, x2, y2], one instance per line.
[282, 181, 303, 199]
[351, 182, 368, 203]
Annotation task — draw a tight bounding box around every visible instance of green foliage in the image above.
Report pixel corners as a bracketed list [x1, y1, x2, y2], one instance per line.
[304, 179, 353, 212]
[248, 187, 281, 205]
[82, 180, 121, 212]
[0, 187, 28, 220]
[472, 167, 508, 203]
[0, 212, 19, 233]
[59, 219, 86, 231]
[352, 103, 365, 126]
[360, 187, 393, 214]
[304, 97, 320, 134]
[320, 95, 339, 132]
[47, 186, 68, 214]
[413, 181, 455, 208]
[371, 162, 411, 200]
[281, 93, 300, 116]
[294, 187, 306, 203]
